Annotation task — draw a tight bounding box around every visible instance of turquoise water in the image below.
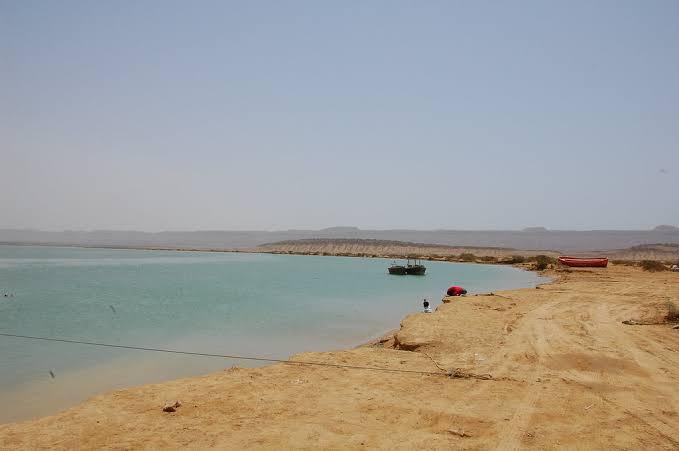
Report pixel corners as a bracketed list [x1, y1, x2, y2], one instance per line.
[0, 245, 547, 422]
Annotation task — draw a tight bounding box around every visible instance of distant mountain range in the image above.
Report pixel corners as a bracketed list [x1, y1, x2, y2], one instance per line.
[1, 226, 678, 252]
[653, 225, 679, 232]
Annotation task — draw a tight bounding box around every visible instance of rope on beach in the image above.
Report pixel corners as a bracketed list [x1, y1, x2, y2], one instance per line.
[0, 332, 451, 377]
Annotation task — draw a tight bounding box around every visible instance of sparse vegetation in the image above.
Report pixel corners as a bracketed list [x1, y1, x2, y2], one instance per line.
[533, 255, 556, 271]
[459, 253, 476, 262]
[640, 260, 666, 272]
[667, 301, 679, 322]
[479, 255, 497, 262]
[507, 255, 525, 264]
[610, 259, 637, 266]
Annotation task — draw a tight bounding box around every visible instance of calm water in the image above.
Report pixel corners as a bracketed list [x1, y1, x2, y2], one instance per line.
[0, 245, 547, 422]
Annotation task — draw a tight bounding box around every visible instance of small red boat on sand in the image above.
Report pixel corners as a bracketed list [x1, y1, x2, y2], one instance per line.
[558, 256, 608, 268]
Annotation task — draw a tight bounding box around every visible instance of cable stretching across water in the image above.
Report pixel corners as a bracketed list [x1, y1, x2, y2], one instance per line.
[0, 332, 447, 377]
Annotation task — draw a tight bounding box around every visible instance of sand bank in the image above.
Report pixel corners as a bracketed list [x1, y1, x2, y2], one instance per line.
[1, 265, 678, 449]
[251, 240, 679, 262]
[251, 240, 557, 260]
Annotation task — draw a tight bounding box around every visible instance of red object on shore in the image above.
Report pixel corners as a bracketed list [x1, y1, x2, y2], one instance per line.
[447, 286, 467, 296]
[558, 256, 608, 268]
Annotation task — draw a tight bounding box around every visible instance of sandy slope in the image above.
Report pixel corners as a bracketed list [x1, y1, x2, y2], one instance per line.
[1, 265, 678, 449]
[252, 241, 557, 259]
[605, 244, 679, 262]
[253, 241, 679, 261]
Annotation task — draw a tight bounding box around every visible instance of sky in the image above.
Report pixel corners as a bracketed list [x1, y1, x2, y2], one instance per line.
[1, 1, 678, 231]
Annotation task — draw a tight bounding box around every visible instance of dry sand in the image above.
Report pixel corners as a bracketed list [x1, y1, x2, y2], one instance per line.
[1, 265, 678, 449]
[252, 240, 557, 260]
[252, 240, 679, 262]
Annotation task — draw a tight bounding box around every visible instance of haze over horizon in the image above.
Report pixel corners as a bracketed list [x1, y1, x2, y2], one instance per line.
[1, 225, 678, 234]
[3, 1, 678, 232]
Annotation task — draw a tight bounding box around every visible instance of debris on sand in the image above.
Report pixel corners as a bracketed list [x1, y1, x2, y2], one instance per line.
[448, 368, 493, 380]
[447, 429, 472, 438]
[622, 319, 668, 326]
[163, 400, 182, 413]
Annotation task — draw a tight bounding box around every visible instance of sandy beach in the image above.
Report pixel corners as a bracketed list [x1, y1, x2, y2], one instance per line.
[1, 264, 678, 449]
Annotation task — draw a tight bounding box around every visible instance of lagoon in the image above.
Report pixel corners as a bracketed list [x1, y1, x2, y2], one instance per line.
[0, 245, 547, 422]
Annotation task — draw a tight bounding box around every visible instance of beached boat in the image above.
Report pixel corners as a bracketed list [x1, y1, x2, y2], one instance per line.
[388, 262, 407, 275]
[558, 256, 608, 268]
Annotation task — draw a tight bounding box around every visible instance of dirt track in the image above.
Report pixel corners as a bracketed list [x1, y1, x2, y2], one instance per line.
[1, 265, 678, 449]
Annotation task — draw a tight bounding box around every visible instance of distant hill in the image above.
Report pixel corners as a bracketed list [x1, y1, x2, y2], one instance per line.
[2, 227, 679, 252]
[605, 243, 679, 261]
[319, 226, 361, 233]
[653, 225, 679, 231]
[255, 238, 554, 259]
[522, 227, 548, 232]
[261, 238, 513, 251]
[257, 239, 679, 261]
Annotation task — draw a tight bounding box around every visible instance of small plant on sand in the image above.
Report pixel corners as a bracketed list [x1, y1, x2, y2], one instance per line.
[479, 255, 497, 263]
[640, 260, 666, 272]
[666, 301, 679, 322]
[507, 255, 525, 264]
[610, 259, 636, 266]
[533, 255, 555, 271]
[459, 253, 476, 262]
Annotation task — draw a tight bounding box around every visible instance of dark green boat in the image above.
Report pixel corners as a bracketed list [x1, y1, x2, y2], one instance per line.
[388, 259, 426, 275]
[405, 258, 426, 275]
[388, 261, 407, 275]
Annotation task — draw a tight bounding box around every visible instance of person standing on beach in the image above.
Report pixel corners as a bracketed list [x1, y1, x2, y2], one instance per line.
[423, 299, 432, 313]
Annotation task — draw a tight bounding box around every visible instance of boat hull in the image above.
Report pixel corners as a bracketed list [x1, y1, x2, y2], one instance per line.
[406, 265, 426, 275]
[558, 256, 608, 268]
[388, 266, 407, 275]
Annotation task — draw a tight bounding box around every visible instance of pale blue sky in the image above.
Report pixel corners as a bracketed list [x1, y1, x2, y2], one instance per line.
[2, 1, 678, 231]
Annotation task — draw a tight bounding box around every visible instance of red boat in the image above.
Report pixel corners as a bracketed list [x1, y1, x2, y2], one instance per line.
[558, 256, 608, 268]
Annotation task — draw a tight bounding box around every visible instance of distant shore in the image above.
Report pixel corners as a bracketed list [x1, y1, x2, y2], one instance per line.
[2, 238, 678, 262]
[2, 226, 679, 255]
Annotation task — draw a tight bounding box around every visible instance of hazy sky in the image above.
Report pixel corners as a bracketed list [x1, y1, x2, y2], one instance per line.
[2, 1, 678, 231]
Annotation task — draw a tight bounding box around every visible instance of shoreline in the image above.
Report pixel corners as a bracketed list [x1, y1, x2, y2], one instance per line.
[0, 245, 546, 425]
[0, 251, 546, 426]
[2, 263, 679, 448]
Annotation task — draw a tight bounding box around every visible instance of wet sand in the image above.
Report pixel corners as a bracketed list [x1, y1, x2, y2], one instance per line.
[1, 265, 678, 449]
